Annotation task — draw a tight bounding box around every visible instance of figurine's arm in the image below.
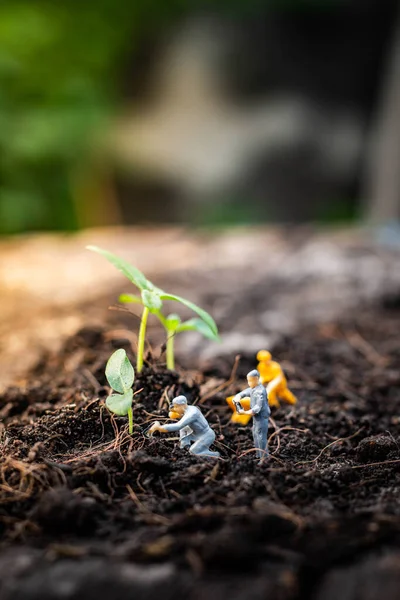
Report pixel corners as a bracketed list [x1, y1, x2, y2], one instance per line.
[158, 411, 194, 433]
[260, 362, 283, 385]
[234, 387, 252, 401]
[240, 389, 264, 416]
[250, 391, 263, 415]
[233, 387, 252, 414]
[270, 363, 284, 381]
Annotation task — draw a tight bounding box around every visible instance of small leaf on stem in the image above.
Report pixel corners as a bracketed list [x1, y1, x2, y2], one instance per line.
[142, 289, 163, 313]
[159, 293, 218, 337]
[177, 317, 219, 340]
[105, 349, 135, 394]
[119, 293, 142, 304]
[106, 389, 134, 416]
[87, 246, 149, 290]
[165, 313, 181, 331]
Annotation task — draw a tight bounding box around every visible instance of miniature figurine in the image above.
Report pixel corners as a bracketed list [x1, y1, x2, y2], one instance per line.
[148, 396, 220, 458]
[226, 349, 297, 422]
[256, 350, 297, 408]
[233, 369, 270, 461]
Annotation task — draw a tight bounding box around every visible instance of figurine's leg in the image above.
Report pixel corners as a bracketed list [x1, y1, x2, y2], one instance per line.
[252, 419, 269, 460]
[259, 419, 269, 461]
[180, 426, 194, 449]
[180, 433, 194, 449]
[280, 387, 297, 405]
[252, 423, 263, 459]
[189, 430, 220, 457]
[266, 381, 280, 407]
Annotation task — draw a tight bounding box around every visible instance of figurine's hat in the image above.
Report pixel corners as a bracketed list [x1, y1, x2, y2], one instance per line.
[171, 395, 188, 405]
[247, 369, 260, 378]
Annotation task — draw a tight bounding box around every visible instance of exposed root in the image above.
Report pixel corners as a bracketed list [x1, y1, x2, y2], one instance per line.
[199, 354, 241, 403]
[349, 458, 400, 470]
[294, 428, 364, 466]
[0, 457, 50, 504]
[268, 425, 310, 455]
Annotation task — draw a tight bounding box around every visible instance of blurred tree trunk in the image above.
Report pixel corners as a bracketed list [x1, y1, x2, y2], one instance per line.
[365, 12, 400, 223]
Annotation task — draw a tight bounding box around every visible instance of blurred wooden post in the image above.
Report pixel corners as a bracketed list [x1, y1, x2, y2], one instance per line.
[364, 14, 400, 224]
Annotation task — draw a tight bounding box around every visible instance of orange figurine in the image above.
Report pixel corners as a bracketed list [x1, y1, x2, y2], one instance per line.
[256, 350, 297, 408]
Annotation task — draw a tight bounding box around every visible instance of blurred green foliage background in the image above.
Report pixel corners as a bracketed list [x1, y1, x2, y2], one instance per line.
[0, 0, 276, 234]
[0, 0, 186, 234]
[0, 0, 361, 234]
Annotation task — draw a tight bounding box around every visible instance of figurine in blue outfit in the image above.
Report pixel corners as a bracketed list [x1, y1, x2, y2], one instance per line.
[233, 369, 270, 462]
[148, 395, 220, 458]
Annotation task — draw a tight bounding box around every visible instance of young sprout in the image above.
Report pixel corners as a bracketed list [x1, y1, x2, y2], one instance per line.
[105, 349, 135, 434]
[87, 246, 219, 371]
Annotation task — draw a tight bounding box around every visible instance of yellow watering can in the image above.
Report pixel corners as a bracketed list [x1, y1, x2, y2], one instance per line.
[226, 396, 252, 425]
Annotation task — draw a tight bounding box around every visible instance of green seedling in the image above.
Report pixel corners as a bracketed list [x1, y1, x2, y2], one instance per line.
[105, 349, 135, 434]
[87, 245, 219, 371]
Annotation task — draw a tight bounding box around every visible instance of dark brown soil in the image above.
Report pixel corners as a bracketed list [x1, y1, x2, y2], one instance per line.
[0, 304, 400, 600]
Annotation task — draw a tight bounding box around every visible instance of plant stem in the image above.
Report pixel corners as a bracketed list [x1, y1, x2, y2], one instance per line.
[128, 407, 133, 435]
[137, 306, 149, 373]
[166, 332, 175, 370]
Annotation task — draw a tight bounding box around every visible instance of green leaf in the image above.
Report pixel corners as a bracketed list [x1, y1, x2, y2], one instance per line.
[105, 349, 134, 394]
[106, 389, 133, 417]
[87, 246, 149, 290]
[152, 285, 165, 295]
[165, 313, 181, 331]
[119, 293, 142, 304]
[141, 289, 162, 313]
[177, 317, 219, 341]
[159, 293, 218, 337]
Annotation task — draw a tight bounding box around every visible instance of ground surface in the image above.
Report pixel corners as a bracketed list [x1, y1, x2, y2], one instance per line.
[0, 300, 400, 599]
[1, 226, 400, 389]
[1, 227, 400, 599]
